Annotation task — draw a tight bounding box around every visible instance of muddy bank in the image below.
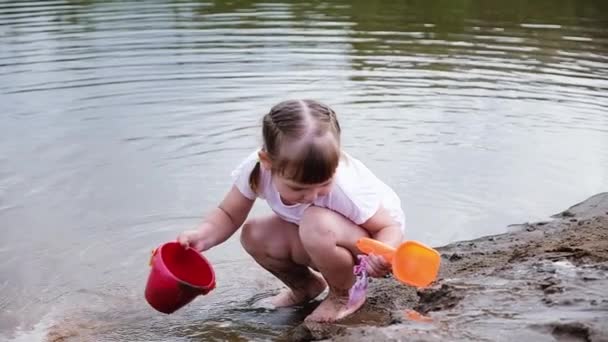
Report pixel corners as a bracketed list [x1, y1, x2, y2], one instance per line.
[289, 193, 608, 341]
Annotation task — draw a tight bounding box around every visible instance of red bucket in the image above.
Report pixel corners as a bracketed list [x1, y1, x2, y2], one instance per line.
[145, 241, 216, 314]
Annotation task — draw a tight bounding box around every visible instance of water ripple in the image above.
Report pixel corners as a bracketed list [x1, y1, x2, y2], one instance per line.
[2, 0, 608, 341]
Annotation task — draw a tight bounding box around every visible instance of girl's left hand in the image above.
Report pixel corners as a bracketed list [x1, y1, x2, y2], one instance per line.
[365, 254, 392, 278]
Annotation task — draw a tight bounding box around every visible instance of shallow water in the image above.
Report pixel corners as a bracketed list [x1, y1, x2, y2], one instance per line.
[1, 0, 607, 340]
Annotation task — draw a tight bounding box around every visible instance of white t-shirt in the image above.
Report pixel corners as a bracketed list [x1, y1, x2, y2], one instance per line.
[231, 150, 406, 232]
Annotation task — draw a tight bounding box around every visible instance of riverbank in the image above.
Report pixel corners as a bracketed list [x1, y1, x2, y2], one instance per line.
[290, 193, 608, 341]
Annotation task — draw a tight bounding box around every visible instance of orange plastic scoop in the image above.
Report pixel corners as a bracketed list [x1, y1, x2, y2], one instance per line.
[356, 238, 440, 288]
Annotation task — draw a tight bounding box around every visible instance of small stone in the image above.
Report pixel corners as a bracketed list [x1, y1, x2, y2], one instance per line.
[526, 226, 536, 232]
[545, 287, 563, 295]
[562, 211, 575, 217]
[570, 218, 577, 222]
[449, 253, 463, 261]
[288, 325, 313, 341]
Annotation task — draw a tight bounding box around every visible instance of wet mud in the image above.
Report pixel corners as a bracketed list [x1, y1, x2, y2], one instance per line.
[290, 193, 608, 341]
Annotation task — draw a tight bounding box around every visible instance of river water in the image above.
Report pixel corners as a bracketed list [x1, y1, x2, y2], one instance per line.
[1, 0, 607, 340]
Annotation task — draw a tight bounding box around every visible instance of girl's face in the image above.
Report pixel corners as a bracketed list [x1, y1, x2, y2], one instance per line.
[273, 175, 334, 205]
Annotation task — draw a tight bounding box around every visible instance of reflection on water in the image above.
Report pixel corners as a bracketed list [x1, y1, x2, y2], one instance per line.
[1, 0, 607, 340]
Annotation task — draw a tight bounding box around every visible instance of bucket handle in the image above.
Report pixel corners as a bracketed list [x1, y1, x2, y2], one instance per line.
[149, 248, 158, 267]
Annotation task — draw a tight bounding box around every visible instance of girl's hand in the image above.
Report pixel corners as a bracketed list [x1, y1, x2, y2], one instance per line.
[365, 254, 392, 278]
[177, 230, 207, 252]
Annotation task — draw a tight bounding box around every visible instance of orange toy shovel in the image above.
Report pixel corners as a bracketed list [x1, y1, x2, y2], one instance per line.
[356, 238, 441, 288]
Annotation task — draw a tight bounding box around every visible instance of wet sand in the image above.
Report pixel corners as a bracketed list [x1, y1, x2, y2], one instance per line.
[288, 193, 608, 341]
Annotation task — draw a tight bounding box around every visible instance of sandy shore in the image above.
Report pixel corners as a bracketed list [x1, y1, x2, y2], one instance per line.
[288, 193, 608, 341]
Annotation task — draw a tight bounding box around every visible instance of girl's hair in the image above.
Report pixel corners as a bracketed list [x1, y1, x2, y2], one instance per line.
[249, 99, 341, 193]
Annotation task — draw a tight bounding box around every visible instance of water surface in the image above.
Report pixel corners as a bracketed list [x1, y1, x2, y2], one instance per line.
[1, 0, 607, 340]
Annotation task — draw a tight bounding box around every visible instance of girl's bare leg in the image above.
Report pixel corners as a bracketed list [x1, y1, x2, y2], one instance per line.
[299, 206, 370, 322]
[240, 214, 327, 307]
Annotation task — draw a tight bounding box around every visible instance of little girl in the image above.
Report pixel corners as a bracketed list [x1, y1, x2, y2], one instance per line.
[178, 99, 405, 322]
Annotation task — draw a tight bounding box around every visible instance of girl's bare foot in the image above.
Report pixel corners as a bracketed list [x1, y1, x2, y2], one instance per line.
[269, 273, 327, 307]
[304, 289, 365, 322]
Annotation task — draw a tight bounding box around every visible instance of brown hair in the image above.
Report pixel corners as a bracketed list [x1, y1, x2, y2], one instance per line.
[249, 99, 342, 193]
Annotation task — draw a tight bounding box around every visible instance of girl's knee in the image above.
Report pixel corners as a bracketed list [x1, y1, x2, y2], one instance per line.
[300, 207, 344, 235]
[240, 217, 293, 259]
[300, 206, 367, 255]
[301, 207, 332, 230]
[240, 218, 269, 253]
[300, 207, 338, 246]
